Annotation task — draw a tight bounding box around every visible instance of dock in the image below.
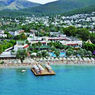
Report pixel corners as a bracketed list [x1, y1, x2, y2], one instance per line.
[31, 64, 56, 76]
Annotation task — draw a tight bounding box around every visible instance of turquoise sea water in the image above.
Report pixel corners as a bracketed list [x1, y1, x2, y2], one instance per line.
[0, 66, 95, 95]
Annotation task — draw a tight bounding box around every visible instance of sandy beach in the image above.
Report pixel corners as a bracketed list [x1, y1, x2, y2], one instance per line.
[0, 62, 95, 68]
[0, 57, 95, 68]
[0, 63, 34, 68]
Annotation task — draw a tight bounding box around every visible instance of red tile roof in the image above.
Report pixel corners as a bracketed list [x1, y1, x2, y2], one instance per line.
[24, 45, 29, 48]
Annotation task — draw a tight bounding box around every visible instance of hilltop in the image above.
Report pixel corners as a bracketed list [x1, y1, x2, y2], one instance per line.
[0, 0, 40, 10]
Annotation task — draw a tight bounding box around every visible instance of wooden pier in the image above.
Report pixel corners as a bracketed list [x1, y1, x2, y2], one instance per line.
[31, 65, 56, 76]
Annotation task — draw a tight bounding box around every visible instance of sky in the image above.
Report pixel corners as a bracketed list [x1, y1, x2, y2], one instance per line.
[27, 0, 58, 4]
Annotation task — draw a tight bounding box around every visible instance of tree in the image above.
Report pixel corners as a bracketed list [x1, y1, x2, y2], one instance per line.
[54, 50, 60, 57]
[16, 50, 27, 63]
[37, 42, 42, 47]
[66, 50, 72, 57]
[0, 44, 3, 54]
[76, 28, 90, 41]
[82, 42, 95, 52]
[41, 51, 49, 58]
[37, 52, 42, 58]
[21, 33, 27, 40]
[87, 51, 92, 57]
[9, 40, 16, 45]
[77, 49, 84, 57]
[4, 31, 13, 39]
[63, 26, 77, 36]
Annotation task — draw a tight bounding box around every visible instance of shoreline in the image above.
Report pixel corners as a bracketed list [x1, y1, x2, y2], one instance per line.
[0, 64, 33, 69]
[0, 63, 95, 68]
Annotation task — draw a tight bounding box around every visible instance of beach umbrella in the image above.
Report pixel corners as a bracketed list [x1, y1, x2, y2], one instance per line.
[55, 58, 58, 61]
[4, 60, 7, 63]
[71, 57, 74, 61]
[31, 53, 37, 56]
[63, 57, 66, 61]
[40, 58, 43, 61]
[75, 58, 78, 61]
[24, 59, 27, 63]
[18, 60, 21, 64]
[83, 58, 86, 61]
[87, 58, 91, 62]
[26, 58, 31, 63]
[48, 57, 51, 61]
[30, 59, 35, 63]
[91, 58, 95, 61]
[59, 58, 62, 60]
[36, 58, 39, 62]
[14, 60, 17, 64]
[9, 60, 11, 63]
[44, 58, 47, 61]
[79, 58, 83, 61]
[67, 58, 71, 61]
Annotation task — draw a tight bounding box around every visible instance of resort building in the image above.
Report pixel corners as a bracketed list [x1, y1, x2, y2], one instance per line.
[0, 30, 7, 38]
[13, 41, 29, 52]
[27, 36, 82, 47]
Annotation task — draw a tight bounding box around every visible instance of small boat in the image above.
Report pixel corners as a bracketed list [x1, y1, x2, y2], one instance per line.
[21, 70, 26, 72]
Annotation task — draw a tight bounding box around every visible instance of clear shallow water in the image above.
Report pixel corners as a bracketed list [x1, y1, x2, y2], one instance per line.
[0, 66, 95, 95]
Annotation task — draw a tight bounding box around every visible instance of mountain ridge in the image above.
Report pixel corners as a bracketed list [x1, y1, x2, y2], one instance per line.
[0, 0, 95, 16]
[21, 0, 95, 15]
[0, 0, 40, 10]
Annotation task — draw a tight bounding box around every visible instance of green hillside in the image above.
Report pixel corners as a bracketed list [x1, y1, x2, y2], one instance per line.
[64, 5, 95, 16]
[19, 0, 95, 16]
[0, 0, 40, 10]
[0, 0, 95, 16]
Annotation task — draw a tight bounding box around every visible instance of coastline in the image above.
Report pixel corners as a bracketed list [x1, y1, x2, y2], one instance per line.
[0, 64, 33, 69]
[0, 57, 95, 68]
[0, 62, 95, 69]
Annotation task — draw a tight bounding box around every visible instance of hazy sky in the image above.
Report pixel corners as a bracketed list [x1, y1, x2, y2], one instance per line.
[28, 0, 57, 4]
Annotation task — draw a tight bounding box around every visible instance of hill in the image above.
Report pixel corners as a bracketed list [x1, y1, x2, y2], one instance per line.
[64, 5, 95, 16]
[0, 0, 40, 10]
[1, 0, 95, 16]
[20, 0, 95, 16]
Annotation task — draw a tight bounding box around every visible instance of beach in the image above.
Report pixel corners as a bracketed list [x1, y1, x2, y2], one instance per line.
[0, 64, 33, 68]
[0, 58, 95, 68]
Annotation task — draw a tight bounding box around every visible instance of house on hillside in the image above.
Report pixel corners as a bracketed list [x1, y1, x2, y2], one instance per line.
[0, 30, 7, 38]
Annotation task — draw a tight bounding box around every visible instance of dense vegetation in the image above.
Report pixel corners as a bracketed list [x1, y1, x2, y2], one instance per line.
[0, 40, 16, 54]
[16, 49, 27, 63]
[22, 22, 95, 43]
[19, 0, 95, 16]
[64, 5, 95, 16]
[62, 26, 95, 42]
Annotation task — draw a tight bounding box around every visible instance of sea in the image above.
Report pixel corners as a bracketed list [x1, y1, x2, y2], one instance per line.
[0, 65, 95, 95]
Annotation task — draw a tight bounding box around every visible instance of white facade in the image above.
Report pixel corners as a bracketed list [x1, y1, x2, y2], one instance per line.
[0, 30, 7, 38]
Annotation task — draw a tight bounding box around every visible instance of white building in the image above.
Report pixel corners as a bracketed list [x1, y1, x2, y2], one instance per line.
[0, 30, 7, 38]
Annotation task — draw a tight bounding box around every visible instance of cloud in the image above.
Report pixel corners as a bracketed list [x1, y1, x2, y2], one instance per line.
[27, 0, 57, 4]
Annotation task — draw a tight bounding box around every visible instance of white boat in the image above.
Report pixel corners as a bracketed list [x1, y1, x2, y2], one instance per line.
[21, 70, 26, 72]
